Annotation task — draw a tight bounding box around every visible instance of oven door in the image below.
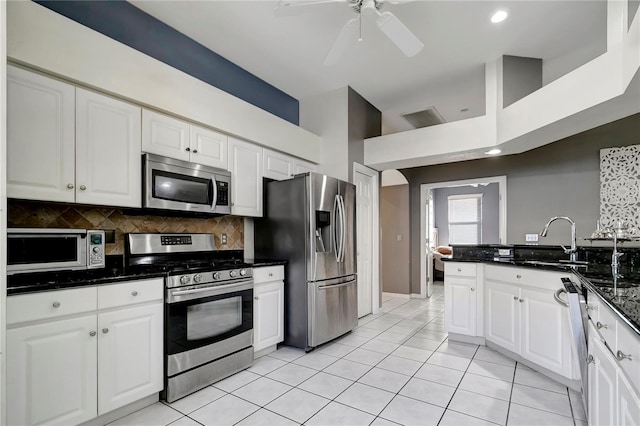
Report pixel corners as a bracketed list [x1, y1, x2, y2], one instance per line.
[165, 279, 253, 376]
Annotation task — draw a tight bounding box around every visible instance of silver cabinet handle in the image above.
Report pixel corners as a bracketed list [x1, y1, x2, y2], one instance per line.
[554, 289, 569, 307]
[102, 328, 109, 334]
[457, 268, 462, 272]
[79, 185, 86, 191]
[587, 354, 594, 364]
[519, 298, 524, 303]
[89, 331, 97, 337]
[596, 321, 608, 330]
[268, 273, 273, 277]
[192, 149, 198, 153]
[516, 274, 522, 279]
[131, 291, 138, 296]
[254, 296, 259, 300]
[617, 350, 632, 361]
[513, 296, 519, 301]
[470, 288, 475, 291]
[52, 301, 61, 308]
[67, 183, 74, 189]
[185, 147, 191, 152]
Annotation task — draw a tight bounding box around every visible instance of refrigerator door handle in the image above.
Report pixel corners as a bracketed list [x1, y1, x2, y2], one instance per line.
[333, 194, 341, 262]
[318, 279, 355, 290]
[338, 194, 346, 262]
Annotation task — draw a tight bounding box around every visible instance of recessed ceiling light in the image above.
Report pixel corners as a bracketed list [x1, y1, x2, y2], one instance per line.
[485, 149, 502, 155]
[491, 10, 508, 23]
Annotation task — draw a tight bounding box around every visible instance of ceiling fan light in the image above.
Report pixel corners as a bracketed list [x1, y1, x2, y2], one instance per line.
[376, 11, 424, 57]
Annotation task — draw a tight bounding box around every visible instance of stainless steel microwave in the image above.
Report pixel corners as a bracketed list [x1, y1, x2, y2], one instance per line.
[143, 153, 231, 215]
[7, 228, 106, 274]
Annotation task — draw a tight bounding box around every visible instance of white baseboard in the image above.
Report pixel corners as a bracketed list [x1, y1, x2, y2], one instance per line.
[382, 292, 411, 299]
[410, 293, 425, 299]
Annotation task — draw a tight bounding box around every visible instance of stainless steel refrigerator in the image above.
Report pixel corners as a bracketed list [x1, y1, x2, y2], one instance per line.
[256, 172, 358, 351]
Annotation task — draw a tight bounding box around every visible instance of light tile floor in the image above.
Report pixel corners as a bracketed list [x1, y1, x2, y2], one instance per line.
[109, 284, 586, 426]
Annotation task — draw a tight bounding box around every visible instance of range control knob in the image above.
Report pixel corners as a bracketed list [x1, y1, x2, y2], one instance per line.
[180, 275, 191, 285]
[213, 272, 222, 280]
[92, 246, 101, 254]
[193, 274, 203, 283]
[229, 270, 238, 278]
[240, 269, 247, 276]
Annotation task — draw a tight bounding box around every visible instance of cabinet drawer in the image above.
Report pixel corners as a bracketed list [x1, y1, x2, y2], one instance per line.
[254, 266, 284, 284]
[596, 303, 618, 349]
[98, 278, 164, 310]
[485, 265, 567, 291]
[7, 287, 97, 325]
[444, 262, 476, 277]
[616, 318, 640, 392]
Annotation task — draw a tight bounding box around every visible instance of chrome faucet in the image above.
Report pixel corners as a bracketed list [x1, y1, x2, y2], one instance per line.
[540, 216, 578, 262]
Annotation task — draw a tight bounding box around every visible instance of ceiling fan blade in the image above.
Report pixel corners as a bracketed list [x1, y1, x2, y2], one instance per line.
[275, 0, 348, 17]
[324, 16, 360, 65]
[376, 11, 423, 57]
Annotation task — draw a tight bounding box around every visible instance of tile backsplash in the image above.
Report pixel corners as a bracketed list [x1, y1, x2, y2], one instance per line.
[8, 200, 244, 254]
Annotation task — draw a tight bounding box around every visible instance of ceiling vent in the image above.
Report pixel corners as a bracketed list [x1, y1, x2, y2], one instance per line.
[402, 107, 446, 129]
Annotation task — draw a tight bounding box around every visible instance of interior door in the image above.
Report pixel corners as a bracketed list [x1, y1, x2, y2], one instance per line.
[354, 170, 373, 318]
[426, 189, 435, 297]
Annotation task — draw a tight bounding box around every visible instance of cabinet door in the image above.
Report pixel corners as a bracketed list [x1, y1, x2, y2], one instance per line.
[7, 315, 97, 426]
[618, 372, 640, 426]
[263, 148, 293, 180]
[293, 159, 316, 175]
[484, 280, 519, 353]
[7, 65, 75, 202]
[253, 280, 284, 352]
[142, 109, 189, 161]
[444, 276, 477, 336]
[97, 302, 163, 415]
[520, 287, 572, 377]
[588, 323, 617, 426]
[76, 88, 142, 207]
[228, 137, 263, 217]
[190, 124, 228, 169]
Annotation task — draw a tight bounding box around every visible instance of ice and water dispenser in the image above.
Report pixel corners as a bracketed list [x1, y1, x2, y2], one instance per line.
[315, 210, 331, 252]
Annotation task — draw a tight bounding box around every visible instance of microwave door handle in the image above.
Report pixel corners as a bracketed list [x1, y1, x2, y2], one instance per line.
[210, 177, 218, 211]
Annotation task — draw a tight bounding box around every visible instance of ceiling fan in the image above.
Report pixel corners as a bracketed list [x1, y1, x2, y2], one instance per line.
[277, 0, 424, 65]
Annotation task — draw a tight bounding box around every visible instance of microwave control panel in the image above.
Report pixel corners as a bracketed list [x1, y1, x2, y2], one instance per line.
[217, 181, 229, 206]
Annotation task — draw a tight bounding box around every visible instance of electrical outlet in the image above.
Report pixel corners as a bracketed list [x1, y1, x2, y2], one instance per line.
[221, 233, 227, 245]
[525, 233, 539, 242]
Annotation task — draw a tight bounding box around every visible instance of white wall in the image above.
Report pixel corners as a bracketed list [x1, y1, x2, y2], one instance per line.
[299, 87, 349, 181]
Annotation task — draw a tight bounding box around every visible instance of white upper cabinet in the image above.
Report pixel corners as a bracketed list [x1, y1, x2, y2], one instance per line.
[7, 66, 142, 208]
[228, 137, 263, 217]
[263, 147, 316, 181]
[142, 109, 228, 169]
[7, 65, 75, 202]
[76, 88, 141, 208]
[190, 124, 228, 170]
[142, 109, 189, 161]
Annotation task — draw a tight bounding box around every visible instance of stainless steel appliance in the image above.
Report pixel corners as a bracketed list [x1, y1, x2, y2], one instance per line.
[556, 277, 589, 414]
[143, 153, 231, 215]
[256, 172, 357, 350]
[7, 228, 105, 274]
[126, 233, 253, 402]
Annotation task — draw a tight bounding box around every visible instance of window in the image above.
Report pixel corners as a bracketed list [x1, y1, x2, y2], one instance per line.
[448, 194, 482, 244]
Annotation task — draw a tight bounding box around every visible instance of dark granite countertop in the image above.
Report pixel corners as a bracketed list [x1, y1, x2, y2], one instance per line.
[7, 255, 287, 296]
[445, 244, 640, 337]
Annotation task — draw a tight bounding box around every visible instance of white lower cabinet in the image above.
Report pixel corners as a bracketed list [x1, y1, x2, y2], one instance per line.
[253, 266, 284, 354]
[6, 279, 164, 426]
[7, 315, 98, 426]
[444, 262, 482, 338]
[588, 321, 640, 426]
[483, 265, 574, 380]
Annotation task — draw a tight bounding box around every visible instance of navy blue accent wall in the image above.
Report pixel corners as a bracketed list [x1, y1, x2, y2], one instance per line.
[35, 0, 299, 125]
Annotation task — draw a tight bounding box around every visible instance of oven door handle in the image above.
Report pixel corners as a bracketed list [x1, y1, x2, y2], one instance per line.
[168, 279, 253, 303]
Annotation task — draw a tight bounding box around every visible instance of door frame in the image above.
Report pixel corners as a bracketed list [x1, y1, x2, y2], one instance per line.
[353, 162, 380, 315]
[420, 176, 507, 298]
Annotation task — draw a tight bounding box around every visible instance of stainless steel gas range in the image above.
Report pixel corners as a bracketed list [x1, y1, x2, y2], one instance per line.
[126, 233, 254, 402]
